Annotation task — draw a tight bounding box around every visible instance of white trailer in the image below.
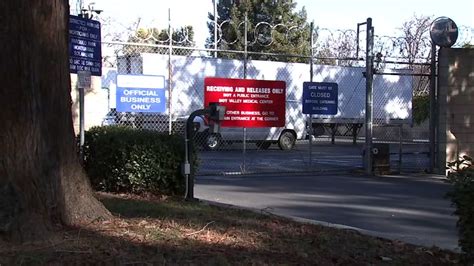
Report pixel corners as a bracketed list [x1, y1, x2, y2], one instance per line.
[113, 53, 412, 150]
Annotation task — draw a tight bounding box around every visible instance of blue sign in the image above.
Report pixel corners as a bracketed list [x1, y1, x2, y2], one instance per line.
[69, 15, 102, 76]
[302, 82, 338, 115]
[116, 75, 166, 113]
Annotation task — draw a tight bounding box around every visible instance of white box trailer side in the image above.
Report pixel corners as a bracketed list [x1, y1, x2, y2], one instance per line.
[113, 53, 412, 149]
[309, 65, 413, 143]
[310, 65, 413, 124]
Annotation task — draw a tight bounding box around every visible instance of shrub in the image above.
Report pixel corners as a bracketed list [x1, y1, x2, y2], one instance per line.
[412, 95, 430, 125]
[446, 155, 474, 263]
[83, 126, 198, 195]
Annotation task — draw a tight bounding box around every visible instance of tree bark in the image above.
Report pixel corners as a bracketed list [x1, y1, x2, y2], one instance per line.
[0, 0, 111, 242]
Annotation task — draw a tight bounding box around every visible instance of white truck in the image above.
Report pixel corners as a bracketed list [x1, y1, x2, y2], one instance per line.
[111, 53, 413, 150]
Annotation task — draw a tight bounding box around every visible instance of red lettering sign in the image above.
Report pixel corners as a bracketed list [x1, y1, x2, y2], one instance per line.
[204, 77, 286, 127]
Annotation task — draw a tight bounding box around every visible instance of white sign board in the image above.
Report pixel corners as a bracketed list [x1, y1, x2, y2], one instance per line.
[116, 75, 166, 113]
[77, 70, 91, 88]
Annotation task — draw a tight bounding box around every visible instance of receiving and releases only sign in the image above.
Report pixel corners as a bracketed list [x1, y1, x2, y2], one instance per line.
[204, 77, 286, 128]
[116, 75, 166, 113]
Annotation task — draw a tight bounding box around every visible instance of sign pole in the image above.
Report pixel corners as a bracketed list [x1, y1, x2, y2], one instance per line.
[242, 12, 248, 174]
[68, 15, 101, 163]
[77, 71, 91, 163]
[79, 85, 85, 163]
[309, 22, 314, 167]
[302, 80, 338, 170]
[428, 17, 459, 174]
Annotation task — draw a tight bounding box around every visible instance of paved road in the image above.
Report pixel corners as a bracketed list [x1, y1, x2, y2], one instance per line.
[195, 173, 459, 251]
[196, 141, 429, 175]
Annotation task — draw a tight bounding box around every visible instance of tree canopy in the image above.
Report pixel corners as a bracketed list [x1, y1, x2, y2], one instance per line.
[207, 0, 310, 62]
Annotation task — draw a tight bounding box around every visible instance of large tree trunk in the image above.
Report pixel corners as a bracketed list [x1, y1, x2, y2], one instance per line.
[0, 0, 111, 242]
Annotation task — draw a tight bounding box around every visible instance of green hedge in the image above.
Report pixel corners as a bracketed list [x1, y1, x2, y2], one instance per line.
[412, 95, 429, 125]
[446, 155, 474, 264]
[83, 126, 197, 195]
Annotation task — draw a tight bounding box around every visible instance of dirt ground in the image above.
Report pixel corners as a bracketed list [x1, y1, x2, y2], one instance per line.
[0, 193, 460, 265]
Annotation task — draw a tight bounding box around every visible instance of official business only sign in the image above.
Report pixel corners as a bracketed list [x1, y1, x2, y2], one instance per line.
[204, 77, 286, 127]
[116, 75, 166, 113]
[69, 15, 102, 76]
[302, 82, 338, 115]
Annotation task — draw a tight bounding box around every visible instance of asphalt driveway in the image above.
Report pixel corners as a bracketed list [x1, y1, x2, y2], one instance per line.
[195, 173, 459, 251]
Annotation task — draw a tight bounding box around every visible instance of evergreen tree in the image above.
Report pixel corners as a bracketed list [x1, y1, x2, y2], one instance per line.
[207, 0, 310, 62]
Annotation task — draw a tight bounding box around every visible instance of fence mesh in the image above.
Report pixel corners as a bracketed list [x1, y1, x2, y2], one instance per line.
[92, 17, 474, 175]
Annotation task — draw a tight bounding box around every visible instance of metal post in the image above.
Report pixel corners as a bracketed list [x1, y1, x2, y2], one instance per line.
[184, 125, 190, 199]
[244, 12, 248, 78]
[184, 108, 209, 200]
[79, 85, 85, 163]
[429, 42, 436, 173]
[242, 127, 247, 173]
[356, 26, 360, 59]
[106, 87, 110, 111]
[168, 8, 173, 134]
[184, 112, 197, 201]
[352, 125, 358, 144]
[242, 12, 248, 174]
[399, 124, 403, 173]
[310, 22, 314, 81]
[77, 0, 83, 16]
[308, 22, 314, 166]
[213, 0, 218, 58]
[365, 18, 374, 175]
[356, 22, 365, 60]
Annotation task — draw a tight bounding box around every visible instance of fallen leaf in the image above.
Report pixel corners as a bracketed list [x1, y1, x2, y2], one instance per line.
[138, 220, 148, 226]
[425, 250, 434, 256]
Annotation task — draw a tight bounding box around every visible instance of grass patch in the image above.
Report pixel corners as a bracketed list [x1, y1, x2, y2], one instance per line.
[0, 192, 460, 265]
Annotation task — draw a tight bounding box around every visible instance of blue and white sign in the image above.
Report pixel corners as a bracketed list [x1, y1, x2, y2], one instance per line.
[116, 75, 166, 113]
[69, 15, 102, 76]
[302, 82, 338, 115]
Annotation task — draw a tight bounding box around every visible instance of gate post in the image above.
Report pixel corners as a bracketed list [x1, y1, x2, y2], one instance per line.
[308, 21, 314, 166]
[429, 42, 437, 173]
[364, 18, 375, 175]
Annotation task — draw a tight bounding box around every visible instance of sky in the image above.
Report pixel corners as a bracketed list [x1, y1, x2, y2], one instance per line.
[74, 0, 473, 46]
[297, 0, 473, 34]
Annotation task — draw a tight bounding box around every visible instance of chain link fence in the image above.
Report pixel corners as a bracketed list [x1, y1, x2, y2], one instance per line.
[97, 18, 474, 175]
[100, 41, 432, 175]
